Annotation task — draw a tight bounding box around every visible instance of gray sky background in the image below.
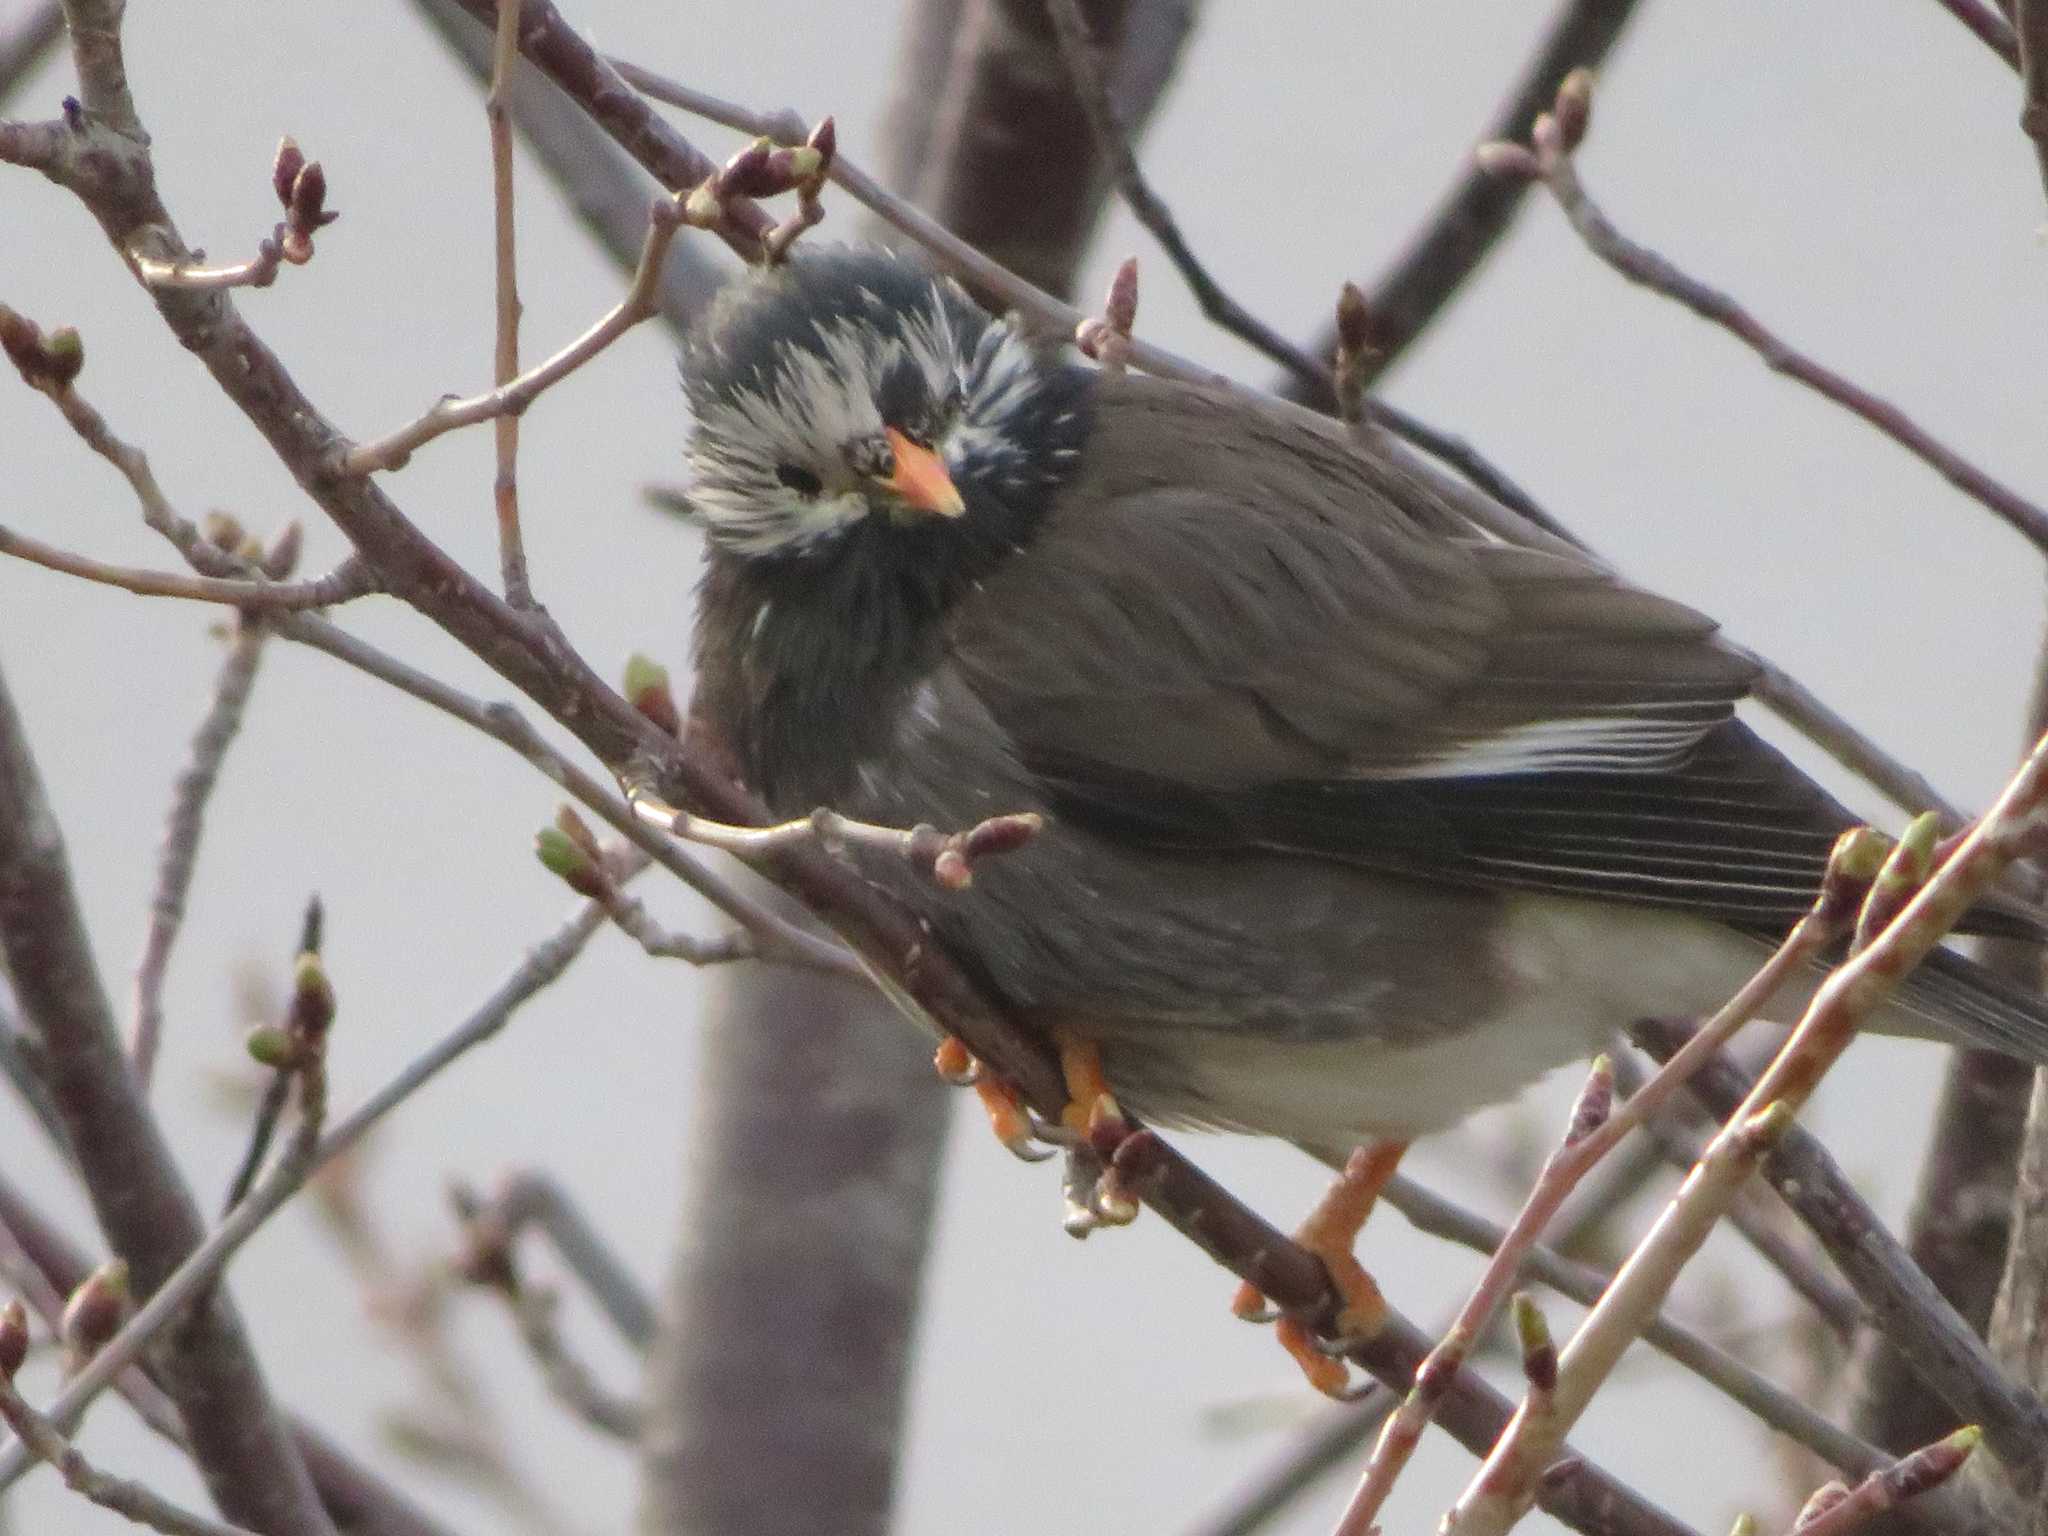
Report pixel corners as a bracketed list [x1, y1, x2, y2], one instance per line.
[2, 2, 2044, 1533]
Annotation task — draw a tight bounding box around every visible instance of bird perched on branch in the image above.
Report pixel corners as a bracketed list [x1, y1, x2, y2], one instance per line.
[680, 246, 2048, 1385]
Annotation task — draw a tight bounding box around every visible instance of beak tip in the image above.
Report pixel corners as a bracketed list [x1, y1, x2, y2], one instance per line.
[882, 425, 966, 519]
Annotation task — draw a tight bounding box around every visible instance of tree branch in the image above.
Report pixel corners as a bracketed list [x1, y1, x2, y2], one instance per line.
[0, 654, 334, 1535]
[128, 619, 267, 1086]
[1285, 0, 1646, 404]
[1487, 75, 2048, 559]
[0, 894, 612, 1492]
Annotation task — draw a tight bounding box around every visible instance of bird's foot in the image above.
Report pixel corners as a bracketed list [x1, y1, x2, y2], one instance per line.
[1232, 1139, 1408, 1398]
[1050, 1032, 1139, 1232]
[1055, 1032, 1128, 1143]
[934, 1038, 1055, 1163]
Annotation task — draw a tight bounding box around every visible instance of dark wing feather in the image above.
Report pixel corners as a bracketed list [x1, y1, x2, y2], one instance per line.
[952, 372, 2040, 942]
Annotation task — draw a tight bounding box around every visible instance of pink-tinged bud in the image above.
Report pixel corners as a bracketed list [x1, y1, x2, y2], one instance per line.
[717, 138, 777, 198]
[1103, 257, 1139, 334]
[932, 848, 973, 890]
[0, 1298, 28, 1380]
[961, 812, 1043, 860]
[1553, 69, 1595, 151]
[806, 117, 836, 170]
[41, 327, 82, 388]
[290, 950, 336, 1038]
[1884, 1425, 1980, 1501]
[1334, 281, 1375, 360]
[61, 1260, 128, 1361]
[0, 306, 43, 379]
[1565, 1055, 1613, 1145]
[273, 138, 307, 208]
[1791, 1481, 1849, 1529]
[622, 653, 681, 736]
[534, 825, 606, 899]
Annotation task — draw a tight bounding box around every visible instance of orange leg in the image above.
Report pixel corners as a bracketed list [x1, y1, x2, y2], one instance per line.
[932, 1036, 1052, 1162]
[1055, 1030, 1126, 1140]
[1234, 1140, 1408, 1398]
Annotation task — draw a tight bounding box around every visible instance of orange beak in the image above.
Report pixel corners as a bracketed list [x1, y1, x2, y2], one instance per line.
[881, 426, 965, 518]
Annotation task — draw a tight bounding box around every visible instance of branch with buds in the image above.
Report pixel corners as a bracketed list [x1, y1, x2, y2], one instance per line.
[1475, 69, 2048, 560]
[130, 137, 337, 291]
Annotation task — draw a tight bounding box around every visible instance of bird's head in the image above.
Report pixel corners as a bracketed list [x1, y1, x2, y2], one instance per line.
[681, 247, 1091, 562]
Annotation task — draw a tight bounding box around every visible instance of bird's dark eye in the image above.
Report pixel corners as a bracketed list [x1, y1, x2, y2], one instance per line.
[775, 464, 823, 497]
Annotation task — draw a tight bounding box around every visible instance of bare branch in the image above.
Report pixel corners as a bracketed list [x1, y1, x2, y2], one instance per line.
[0, 1333, 265, 1536]
[1933, 0, 2023, 64]
[1632, 1019, 2048, 1479]
[0, 1171, 468, 1536]
[1787, 1428, 1983, 1536]
[0, 523, 375, 609]
[0, 895, 613, 1492]
[341, 191, 684, 474]
[0, 662, 332, 1533]
[1449, 742, 2048, 1531]
[128, 620, 268, 1086]
[449, 1169, 653, 1350]
[486, 0, 532, 604]
[406, 0, 723, 334]
[448, 1182, 642, 1440]
[1488, 72, 2048, 559]
[1045, 0, 1322, 383]
[629, 791, 1043, 894]
[0, 3, 64, 109]
[2021, 0, 2048, 195]
[1288, 0, 1646, 403]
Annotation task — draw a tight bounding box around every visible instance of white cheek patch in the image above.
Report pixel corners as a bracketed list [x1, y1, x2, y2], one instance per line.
[686, 277, 1048, 556]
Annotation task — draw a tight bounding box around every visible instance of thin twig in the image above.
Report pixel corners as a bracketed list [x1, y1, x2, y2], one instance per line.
[129, 621, 268, 1085]
[486, 0, 533, 605]
[0, 647, 334, 1534]
[1044, 0, 1325, 385]
[1448, 729, 2048, 1534]
[269, 614, 856, 975]
[1931, 0, 2023, 66]
[1331, 932, 1851, 1536]
[0, 1, 64, 109]
[1491, 74, 2048, 559]
[448, 1181, 642, 1439]
[405, 0, 723, 335]
[0, 1173, 465, 1536]
[1606, 1047, 1864, 1341]
[1631, 1018, 2048, 1474]
[0, 1355, 263, 1536]
[1379, 1175, 1896, 1486]
[341, 192, 685, 474]
[0, 897, 613, 1489]
[1786, 1428, 1983, 1536]
[2021, 0, 2048, 196]
[1289, 0, 1646, 401]
[0, 524, 376, 609]
[629, 792, 1042, 893]
[454, 1169, 654, 1349]
[132, 234, 288, 292]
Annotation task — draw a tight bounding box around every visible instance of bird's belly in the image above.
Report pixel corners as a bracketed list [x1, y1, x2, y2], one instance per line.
[1069, 894, 1798, 1145]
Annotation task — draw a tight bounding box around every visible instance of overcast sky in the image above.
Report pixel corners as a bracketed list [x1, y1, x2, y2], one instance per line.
[2, 3, 2045, 1534]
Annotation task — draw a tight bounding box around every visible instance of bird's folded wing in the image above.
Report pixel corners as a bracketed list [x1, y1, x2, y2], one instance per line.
[948, 373, 2032, 940]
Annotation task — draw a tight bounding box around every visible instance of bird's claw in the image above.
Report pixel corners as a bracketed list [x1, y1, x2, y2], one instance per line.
[1235, 1140, 1407, 1399]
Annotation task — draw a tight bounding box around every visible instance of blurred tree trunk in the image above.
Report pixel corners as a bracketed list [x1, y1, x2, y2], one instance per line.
[635, 6, 1195, 1533]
